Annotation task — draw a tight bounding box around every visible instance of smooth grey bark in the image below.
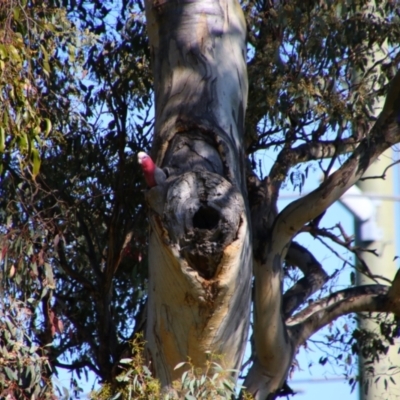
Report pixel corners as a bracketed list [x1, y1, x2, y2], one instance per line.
[143, 0, 252, 391]
[142, 0, 400, 398]
[245, 71, 400, 399]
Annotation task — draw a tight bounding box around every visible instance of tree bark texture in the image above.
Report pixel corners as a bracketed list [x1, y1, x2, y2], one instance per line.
[244, 71, 400, 399]
[143, 0, 400, 397]
[144, 0, 251, 390]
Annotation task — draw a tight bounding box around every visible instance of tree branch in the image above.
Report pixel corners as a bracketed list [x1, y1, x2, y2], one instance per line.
[247, 169, 278, 258]
[302, 225, 354, 248]
[283, 242, 329, 318]
[34, 173, 104, 282]
[289, 285, 388, 347]
[304, 225, 393, 284]
[272, 69, 400, 251]
[288, 269, 400, 348]
[359, 159, 400, 181]
[269, 138, 358, 189]
[54, 359, 100, 375]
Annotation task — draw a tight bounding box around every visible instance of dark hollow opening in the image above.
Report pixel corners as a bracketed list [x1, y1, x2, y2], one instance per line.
[193, 206, 220, 230]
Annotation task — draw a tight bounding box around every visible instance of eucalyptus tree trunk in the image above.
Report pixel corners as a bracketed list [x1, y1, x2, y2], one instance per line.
[143, 0, 400, 398]
[143, 0, 252, 390]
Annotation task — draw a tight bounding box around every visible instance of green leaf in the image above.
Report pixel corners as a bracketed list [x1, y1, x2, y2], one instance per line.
[7, 45, 21, 62]
[4, 367, 18, 381]
[42, 60, 51, 76]
[0, 127, 5, 152]
[116, 374, 129, 383]
[142, 365, 151, 376]
[0, 44, 8, 59]
[29, 345, 39, 354]
[31, 148, 41, 178]
[119, 358, 132, 364]
[174, 361, 187, 370]
[44, 118, 52, 136]
[181, 370, 189, 383]
[211, 362, 223, 372]
[222, 379, 234, 391]
[44, 262, 55, 288]
[18, 132, 28, 150]
[13, 6, 21, 21]
[24, 365, 34, 389]
[5, 319, 17, 337]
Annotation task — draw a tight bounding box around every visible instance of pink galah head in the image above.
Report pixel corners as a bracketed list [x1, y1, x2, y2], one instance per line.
[137, 151, 153, 166]
[137, 151, 157, 187]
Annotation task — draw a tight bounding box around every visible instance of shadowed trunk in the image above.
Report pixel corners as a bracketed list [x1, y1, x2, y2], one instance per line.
[143, 0, 252, 391]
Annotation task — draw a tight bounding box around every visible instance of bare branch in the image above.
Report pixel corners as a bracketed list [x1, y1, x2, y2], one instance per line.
[304, 225, 392, 284]
[54, 359, 100, 375]
[287, 285, 387, 326]
[359, 159, 400, 181]
[283, 242, 329, 318]
[288, 285, 388, 347]
[269, 138, 358, 187]
[288, 269, 400, 348]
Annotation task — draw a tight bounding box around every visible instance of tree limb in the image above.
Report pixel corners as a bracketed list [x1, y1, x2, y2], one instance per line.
[269, 138, 359, 190]
[272, 69, 400, 251]
[388, 269, 400, 301]
[288, 269, 400, 348]
[54, 359, 100, 375]
[248, 71, 400, 397]
[283, 241, 329, 318]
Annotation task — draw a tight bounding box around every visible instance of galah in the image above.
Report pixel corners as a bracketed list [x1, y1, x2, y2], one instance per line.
[137, 151, 166, 188]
